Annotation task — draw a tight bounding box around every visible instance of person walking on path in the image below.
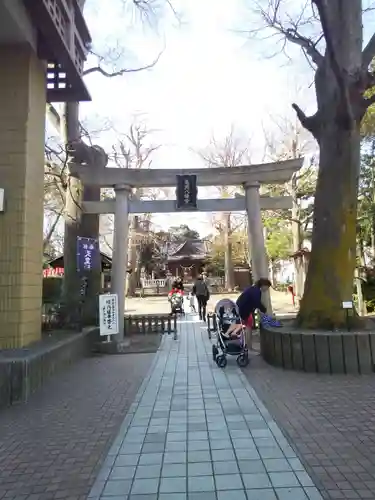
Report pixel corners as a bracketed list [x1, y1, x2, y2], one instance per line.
[192, 274, 210, 321]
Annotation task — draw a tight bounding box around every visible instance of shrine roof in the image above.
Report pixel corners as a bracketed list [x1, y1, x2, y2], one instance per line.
[46, 251, 112, 269]
[166, 239, 208, 261]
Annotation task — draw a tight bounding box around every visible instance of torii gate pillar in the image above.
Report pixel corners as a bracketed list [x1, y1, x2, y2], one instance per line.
[111, 185, 131, 340]
[245, 183, 272, 313]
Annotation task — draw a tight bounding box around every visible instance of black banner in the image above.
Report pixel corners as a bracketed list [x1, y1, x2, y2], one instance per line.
[176, 174, 197, 210]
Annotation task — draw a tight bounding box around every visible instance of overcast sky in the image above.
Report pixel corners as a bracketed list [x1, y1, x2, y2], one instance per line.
[79, 0, 318, 236]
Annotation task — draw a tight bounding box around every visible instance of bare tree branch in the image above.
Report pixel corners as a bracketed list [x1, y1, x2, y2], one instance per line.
[291, 104, 320, 136]
[130, 0, 181, 24]
[252, 0, 324, 66]
[83, 50, 164, 77]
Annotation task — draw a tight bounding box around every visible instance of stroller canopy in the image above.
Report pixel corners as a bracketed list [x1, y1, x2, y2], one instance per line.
[215, 299, 239, 317]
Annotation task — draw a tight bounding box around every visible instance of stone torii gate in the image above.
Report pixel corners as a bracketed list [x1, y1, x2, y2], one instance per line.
[71, 157, 303, 339]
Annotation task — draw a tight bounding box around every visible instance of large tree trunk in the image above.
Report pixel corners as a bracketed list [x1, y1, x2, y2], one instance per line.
[61, 103, 82, 310]
[269, 259, 278, 288]
[291, 184, 303, 301]
[298, 125, 360, 328]
[127, 216, 139, 296]
[295, 0, 364, 329]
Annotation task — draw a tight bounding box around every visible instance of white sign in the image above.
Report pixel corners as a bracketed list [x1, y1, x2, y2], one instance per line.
[342, 301, 353, 309]
[99, 294, 119, 336]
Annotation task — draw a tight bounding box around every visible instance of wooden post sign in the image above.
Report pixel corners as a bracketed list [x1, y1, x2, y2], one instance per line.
[176, 174, 197, 210]
[99, 293, 119, 337]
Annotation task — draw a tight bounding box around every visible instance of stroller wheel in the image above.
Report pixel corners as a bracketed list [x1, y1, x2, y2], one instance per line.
[216, 354, 227, 368]
[236, 352, 249, 368]
[212, 344, 218, 361]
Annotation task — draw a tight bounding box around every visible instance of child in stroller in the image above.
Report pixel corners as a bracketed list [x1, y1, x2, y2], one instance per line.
[168, 288, 184, 315]
[211, 298, 249, 368]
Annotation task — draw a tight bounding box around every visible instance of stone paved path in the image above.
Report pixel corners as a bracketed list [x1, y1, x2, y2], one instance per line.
[0, 353, 154, 500]
[246, 356, 375, 500]
[89, 318, 322, 500]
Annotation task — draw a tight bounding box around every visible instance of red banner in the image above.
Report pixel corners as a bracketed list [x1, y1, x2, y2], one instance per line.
[43, 267, 64, 278]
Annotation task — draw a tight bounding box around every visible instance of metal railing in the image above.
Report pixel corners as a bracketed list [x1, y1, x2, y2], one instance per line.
[124, 314, 177, 339]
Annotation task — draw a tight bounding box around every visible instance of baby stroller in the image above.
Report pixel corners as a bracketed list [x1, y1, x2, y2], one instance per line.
[211, 299, 249, 368]
[168, 289, 185, 315]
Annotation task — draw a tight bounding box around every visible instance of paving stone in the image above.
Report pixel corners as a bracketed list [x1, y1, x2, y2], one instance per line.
[246, 489, 278, 500]
[187, 493, 216, 500]
[138, 453, 163, 465]
[161, 463, 186, 477]
[269, 471, 300, 488]
[304, 488, 324, 500]
[187, 431, 208, 440]
[288, 458, 305, 471]
[130, 478, 159, 495]
[163, 451, 187, 464]
[115, 455, 140, 467]
[258, 447, 284, 459]
[165, 441, 187, 451]
[109, 466, 136, 480]
[242, 473, 272, 489]
[215, 473, 244, 490]
[275, 487, 309, 499]
[187, 475, 215, 492]
[124, 434, 146, 444]
[211, 449, 235, 461]
[128, 495, 157, 500]
[140, 441, 165, 453]
[296, 471, 315, 487]
[238, 460, 266, 474]
[209, 430, 230, 439]
[159, 477, 187, 493]
[166, 432, 186, 442]
[102, 480, 132, 496]
[188, 462, 213, 476]
[120, 443, 144, 455]
[134, 464, 162, 479]
[188, 441, 210, 451]
[213, 461, 239, 475]
[216, 491, 246, 500]
[158, 494, 186, 500]
[188, 450, 211, 462]
[235, 448, 261, 460]
[232, 438, 256, 449]
[263, 458, 292, 472]
[144, 433, 166, 443]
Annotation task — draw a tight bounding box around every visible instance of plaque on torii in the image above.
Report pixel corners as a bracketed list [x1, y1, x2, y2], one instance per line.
[176, 175, 198, 210]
